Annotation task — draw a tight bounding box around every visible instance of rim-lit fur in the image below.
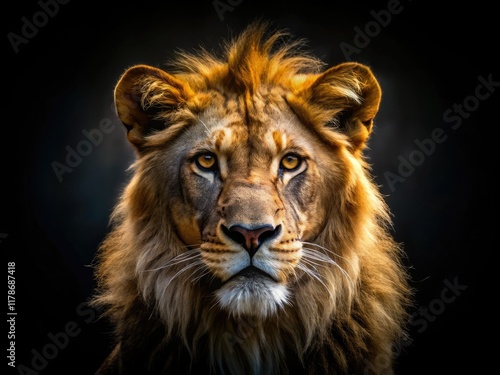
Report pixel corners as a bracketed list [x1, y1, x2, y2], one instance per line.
[92, 22, 412, 375]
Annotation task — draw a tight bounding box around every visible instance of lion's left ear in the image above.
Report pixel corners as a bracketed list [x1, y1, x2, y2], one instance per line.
[290, 62, 382, 152]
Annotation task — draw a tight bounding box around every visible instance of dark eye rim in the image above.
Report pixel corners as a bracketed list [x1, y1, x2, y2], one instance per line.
[194, 152, 218, 172]
[280, 153, 303, 172]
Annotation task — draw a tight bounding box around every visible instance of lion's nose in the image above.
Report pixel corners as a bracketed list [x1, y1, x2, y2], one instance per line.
[222, 224, 281, 257]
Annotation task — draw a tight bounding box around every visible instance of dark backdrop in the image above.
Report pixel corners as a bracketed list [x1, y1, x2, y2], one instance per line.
[3, 1, 497, 374]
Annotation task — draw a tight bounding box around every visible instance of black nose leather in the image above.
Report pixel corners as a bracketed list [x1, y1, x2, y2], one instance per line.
[222, 224, 281, 257]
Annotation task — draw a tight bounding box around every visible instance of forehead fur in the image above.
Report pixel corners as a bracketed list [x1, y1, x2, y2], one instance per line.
[169, 22, 324, 95]
[117, 21, 381, 154]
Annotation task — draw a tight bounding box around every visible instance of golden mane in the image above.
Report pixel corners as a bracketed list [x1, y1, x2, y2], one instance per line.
[170, 22, 324, 92]
[93, 21, 412, 375]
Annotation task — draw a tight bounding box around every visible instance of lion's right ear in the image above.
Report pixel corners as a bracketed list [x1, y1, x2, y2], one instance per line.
[114, 64, 194, 148]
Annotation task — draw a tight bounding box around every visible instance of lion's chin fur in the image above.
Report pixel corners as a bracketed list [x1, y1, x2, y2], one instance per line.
[156, 272, 331, 375]
[215, 276, 291, 318]
[135, 260, 339, 374]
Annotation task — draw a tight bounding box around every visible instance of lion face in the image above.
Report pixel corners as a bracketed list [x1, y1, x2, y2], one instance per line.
[111, 49, 382, 320]
[169, 88, 335, 317]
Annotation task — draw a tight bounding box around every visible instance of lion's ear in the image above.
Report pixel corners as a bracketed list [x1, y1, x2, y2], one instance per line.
[114, 64, 194, 149]
[295, 62, 382, 152]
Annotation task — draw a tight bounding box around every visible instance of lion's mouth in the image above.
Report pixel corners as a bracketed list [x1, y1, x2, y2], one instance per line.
[225, 265, 277, 283]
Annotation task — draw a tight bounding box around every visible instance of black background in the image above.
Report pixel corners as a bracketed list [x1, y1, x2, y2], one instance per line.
[3, 1, 498, 374]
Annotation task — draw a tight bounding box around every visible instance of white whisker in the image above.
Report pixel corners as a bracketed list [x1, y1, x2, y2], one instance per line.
[302, 241, 355, 269]
[144, 249, 201, 272]
[185, 263, 209, 284]
[191, 268, 212, 283]
[159, 260, 205, 301]
[301, 247, 355, 289]
[296, 263, 335, 300]
[167, 260, 204, 284]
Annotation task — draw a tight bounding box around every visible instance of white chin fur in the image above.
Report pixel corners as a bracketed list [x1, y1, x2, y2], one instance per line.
[216, 276, 290, 318]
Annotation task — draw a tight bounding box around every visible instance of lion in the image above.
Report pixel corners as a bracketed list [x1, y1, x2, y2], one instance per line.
[92, 22, 412, 375]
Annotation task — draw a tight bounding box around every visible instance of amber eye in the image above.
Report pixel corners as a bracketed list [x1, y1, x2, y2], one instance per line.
[195, 153, 217, 171]
[280, 154, 302, 171]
